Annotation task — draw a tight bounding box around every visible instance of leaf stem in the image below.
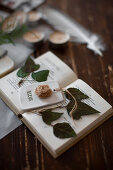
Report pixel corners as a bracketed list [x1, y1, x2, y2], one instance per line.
[65, 89, 78, 121]
[54, 88, 78, 121]
[18, 74, 31, 86]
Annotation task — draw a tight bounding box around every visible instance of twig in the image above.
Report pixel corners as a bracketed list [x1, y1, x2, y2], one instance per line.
[65, 89, 78, 121]
[54, 88, 78, 121]
[18, 74, 32, 86]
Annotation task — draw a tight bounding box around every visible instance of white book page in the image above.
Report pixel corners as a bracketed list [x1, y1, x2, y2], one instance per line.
[35, 52, 77, 88]
[0, 51, 77, 114]
[22, 79, 112, 157]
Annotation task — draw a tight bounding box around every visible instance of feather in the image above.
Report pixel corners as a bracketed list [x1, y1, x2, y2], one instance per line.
[39, 5, 105, 56]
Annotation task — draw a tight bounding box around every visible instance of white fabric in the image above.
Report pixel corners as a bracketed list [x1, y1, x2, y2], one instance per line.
[0, 98, 22, 140]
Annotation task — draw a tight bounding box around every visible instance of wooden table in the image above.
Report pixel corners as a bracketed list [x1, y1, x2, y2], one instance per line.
[0, 0, 113, 169]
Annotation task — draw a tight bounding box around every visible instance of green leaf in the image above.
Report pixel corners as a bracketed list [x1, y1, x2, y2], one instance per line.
[0, 31, 14, 45]
[7, 24, 29, 39]
[66, 88, 100, 120]
[22, 56, 40, 73]
[67, 100, 100, 120]
[74, 101, 100, 119]
[17, 56, 40, 78]
[41, 110, 63, 125]
[53, 122, 76, 138]
[32, 70, 49, 82]
[17, 67, 29, 78]
[65, 88, 89, 101]
[0, 37, 13, 45]
[0, 24, 29, 45]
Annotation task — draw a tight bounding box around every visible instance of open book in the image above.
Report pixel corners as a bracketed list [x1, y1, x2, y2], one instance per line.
[0, 51, 112, 158]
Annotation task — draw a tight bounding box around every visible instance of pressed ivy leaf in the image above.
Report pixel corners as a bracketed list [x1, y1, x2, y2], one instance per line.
[33, 64, 40, 71]
[17, 56, 40, 78]
[65, 88, 89, 101]
[32, 70, 49, 82]
[41, 110, 63, 125]
[22, 56, 40, 73]
[66, 90, 100, 120]
[53, 122, 76, 138]
[66, 98, 81, 120]
[75, 101, 100, 118]
[65, 87, 100, 120]
[17, 67, 29, 78]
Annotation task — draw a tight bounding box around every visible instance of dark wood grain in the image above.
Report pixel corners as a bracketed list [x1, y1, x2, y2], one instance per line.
[0, 0, 113, 169]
